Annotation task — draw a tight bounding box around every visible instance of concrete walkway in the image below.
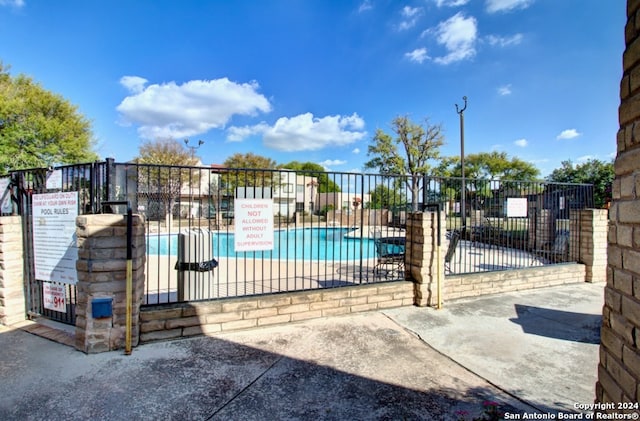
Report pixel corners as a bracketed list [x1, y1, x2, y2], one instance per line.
[384, 282, 604, 414]
[0, 282, 604, 420]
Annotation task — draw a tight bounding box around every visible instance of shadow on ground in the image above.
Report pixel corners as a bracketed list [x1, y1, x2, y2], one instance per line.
[510, 304, 601, 344]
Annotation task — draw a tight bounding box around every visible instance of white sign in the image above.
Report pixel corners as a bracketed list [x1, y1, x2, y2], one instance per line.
[506, 198, 528, 218]
[0, 177, 11, 214]
[45, 170, 63, 189]
[32, 192, 79, 284]
[43, 282, 67, 313]
[234, 199, 274, 251]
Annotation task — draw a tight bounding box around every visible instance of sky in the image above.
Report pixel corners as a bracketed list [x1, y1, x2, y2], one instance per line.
[0, 0, 626, 177]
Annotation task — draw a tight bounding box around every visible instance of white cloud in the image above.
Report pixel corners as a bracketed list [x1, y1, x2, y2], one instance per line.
[352, 148, 360, 154]
[319, 159, 347, 167]
[557, 129, 581, 140]
[577, 155, 595, 162]
[514, 138, 528, 147]
[485, 33, 523, 47]
[402, 6, 421, 17]
[434, 0, 470, 6]
[0, 0, 25, 7]
[528, 158, 549, 164]
[358, 0, 372, 13]
[116, 77, 271, 140]
[226, 123, 270, 142]
[405, 48, 429, 64]
[498, 84, 512, 96]
[398, 6, 422, 30]
[228, 112, 367, 152]
[486, 0, 534, 13]
[120, 76, 148, 94]
[430, 13, 477, 65]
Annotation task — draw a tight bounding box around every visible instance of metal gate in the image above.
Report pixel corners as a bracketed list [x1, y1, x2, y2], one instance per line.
[11, 162, 109, 325]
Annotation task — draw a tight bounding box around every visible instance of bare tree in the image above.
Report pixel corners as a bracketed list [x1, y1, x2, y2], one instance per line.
[135, 138, 199, 226]
[364, 116, 445, 211]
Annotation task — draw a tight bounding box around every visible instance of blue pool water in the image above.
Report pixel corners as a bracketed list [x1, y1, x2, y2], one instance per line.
[147, 227, 376, 261]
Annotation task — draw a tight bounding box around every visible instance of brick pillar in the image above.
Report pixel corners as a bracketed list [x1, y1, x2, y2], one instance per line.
[596, 0, 640, 409]
[535, 209, 553, 250]
[75, 214, 146, 354]
[0, 216, 26, 325]
[571, 209, 608, 283]
[470, 210, 484, 227]
[406, 211, 444, 307]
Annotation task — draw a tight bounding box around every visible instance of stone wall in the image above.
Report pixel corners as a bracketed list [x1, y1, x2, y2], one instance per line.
[596, 0, 640, 408]
[445, 264, 586, 301]
[139, 281, 414, 344]
[0, 216, 25, 326]
[75, 214, 146, 353]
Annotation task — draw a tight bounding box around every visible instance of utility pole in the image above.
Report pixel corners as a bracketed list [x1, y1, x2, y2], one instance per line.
[455, 96, 468, 234]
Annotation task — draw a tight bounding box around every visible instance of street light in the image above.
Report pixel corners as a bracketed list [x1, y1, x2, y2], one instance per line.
[184, 139, 204, 159]
[455, 96, 468, 234]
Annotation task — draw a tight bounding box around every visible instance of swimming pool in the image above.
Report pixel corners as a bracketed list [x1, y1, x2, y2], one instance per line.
[146, 227, 376, 261]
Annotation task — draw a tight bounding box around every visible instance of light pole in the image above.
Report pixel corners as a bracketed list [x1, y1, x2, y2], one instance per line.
[455, 96, 467, 233]
[184, 139, 204, 160]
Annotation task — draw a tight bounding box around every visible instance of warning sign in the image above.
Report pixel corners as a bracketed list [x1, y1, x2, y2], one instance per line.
[43, 282, 67, 313]
[234, 199, 274, 251]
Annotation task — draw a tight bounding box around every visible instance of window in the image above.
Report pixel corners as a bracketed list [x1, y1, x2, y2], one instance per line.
[296, 202, 305, 212]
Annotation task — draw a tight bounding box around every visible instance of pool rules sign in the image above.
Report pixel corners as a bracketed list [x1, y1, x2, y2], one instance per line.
[32, 192, 79, 313]
[234, 199, 274, 252]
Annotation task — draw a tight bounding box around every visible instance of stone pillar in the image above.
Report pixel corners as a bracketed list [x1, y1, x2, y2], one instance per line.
[535, 209, 553, 250]
[470, 210, 484, 227]
[406, 211, 444, 307]
[596, 0, 640, 409]
[571, 209, 608, 283]
[75, 214, 146, 354]
[0, 216, 26, 325]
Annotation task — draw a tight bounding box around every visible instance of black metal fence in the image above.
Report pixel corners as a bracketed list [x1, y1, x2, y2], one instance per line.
[5, 160, 595, 316]
[424, 176, 594, 275]
[8, 162, 109, 325]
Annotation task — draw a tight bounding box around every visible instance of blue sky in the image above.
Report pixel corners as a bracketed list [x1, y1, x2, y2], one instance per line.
[0, 0, 625, 177]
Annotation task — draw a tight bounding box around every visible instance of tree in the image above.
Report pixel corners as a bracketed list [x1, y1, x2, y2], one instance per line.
[546, 159, 614, 208]
[434, 151, 540, 212]
[134, 138, 199, 224]
[222, 152, 280, 196]
[364, 116, 444, 211]
[136, 137, 198, 166]
[280, 160, 341, 193]
[0, 63, 97, 173]
[224, 152, 277, 171]
[435, 151, 539, 180]
[368, 184, 407, 209]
